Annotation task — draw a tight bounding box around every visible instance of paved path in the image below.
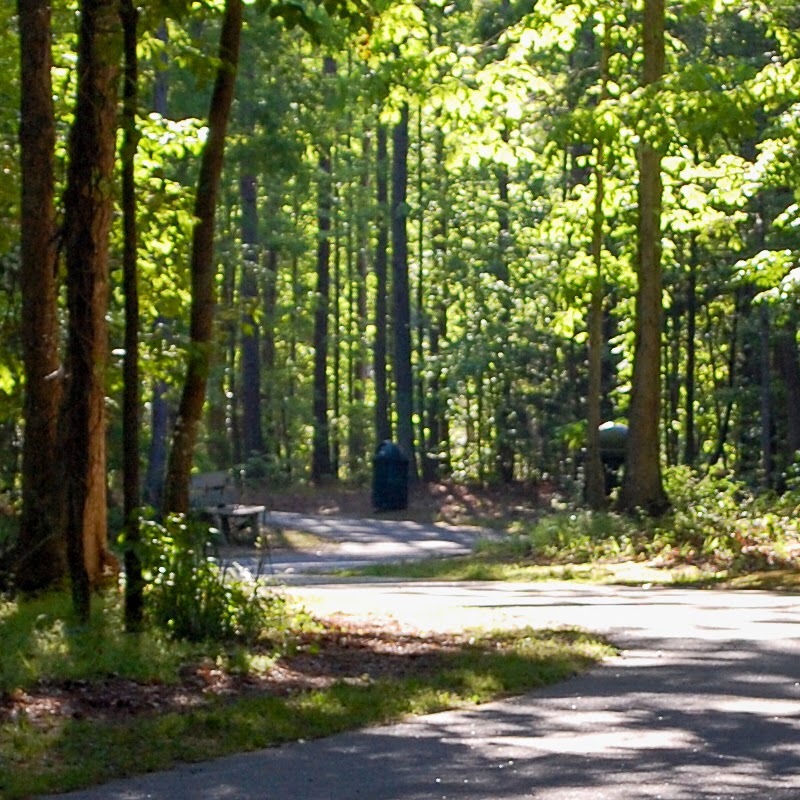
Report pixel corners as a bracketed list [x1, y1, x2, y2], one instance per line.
[41, 578, 800, 800]
[42, 583, 800, 800]
[223, 511, 499, 578]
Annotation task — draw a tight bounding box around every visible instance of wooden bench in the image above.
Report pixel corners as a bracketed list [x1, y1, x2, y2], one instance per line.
[189, 471, 265, 545]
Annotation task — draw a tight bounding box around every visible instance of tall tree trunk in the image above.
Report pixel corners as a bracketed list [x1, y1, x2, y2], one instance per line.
[392, 103, 417, 479]
[665, 309, 681, 467]
[585, 148, 607, 509]
[120, 0, 143, 630]
[414, 104, 428, 480]
[163, 0, 243, 513]
[683, 236, 698, 466]
[759, 304, 773, 487]
[709, 292, 741, 467]
[422, 18, 451, 482]
[494, 129, 514, 484]
[618, 0, 669, 515]
[374, 123, 391, 443]
[143, 335, 169, 509]
[224, 255, 242, 466]
[311, 56, 336, 482]
[423, 125, 451, 481]
[348, 133, 370, 474]
[775, 317, 800, 465]
[331, 158, 342, 477]
[585, 18, 610, 509]
[239, 173, 266, 458]
[143, 24, 171, 511]
[262, 243, 279, 455]
[285, 245, 302, 477]
[16, 0, 66, 590]
[62, 0, 120, 620]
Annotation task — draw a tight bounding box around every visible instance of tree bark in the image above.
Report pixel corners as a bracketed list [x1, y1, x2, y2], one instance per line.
[262, 242, 279, 454]
[16, 0, 66, 590]
[311, 56, 336, 482]
[494, 129, 514, 484]
[423, 125, 451, 481]
[709, 293, 741, 468]
[209, 242, 237, 467]
[143, 23, 171, 512]
[331, 154, 342, 477]
[62, 0, 120, 619]
[618, 0, 669, 515]
[239, 173, 266, 458]
[585, 18, 611, 509]
[374, 123, 392, 443]
[164, 0, 243, 514]
[665, 308, 681, 467]
[683, 237, 698, 466]
[226, 254, 243, 466]
[120, 0, 144, 630]
[759, 304, 773, 487]
[392, 104, 417, 479]
[348, 133, 370, 473]
[415, 105, 427, 478]
[585, 148, 607, 509]
[775, 318, 800, 467]
[143, 331, 169, 511]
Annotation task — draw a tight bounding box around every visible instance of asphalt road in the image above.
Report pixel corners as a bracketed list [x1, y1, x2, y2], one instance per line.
[38, 517, 800, 800]
[222, 510, 500, 578]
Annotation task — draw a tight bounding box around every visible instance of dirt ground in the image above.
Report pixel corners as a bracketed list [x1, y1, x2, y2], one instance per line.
[253, 479, 553, 527]
[0, 619, 469, 727]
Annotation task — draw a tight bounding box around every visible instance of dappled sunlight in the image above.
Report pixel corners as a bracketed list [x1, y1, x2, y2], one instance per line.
[28, 580, 800, 800]
[286, 580, 800, 644]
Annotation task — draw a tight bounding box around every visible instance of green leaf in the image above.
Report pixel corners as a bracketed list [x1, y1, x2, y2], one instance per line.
[0, 364, 16, 395]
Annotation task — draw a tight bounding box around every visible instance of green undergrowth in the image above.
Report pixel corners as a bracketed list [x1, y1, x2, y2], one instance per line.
[0, 589, 613, 799]
[0, 591, 304, 696]
[345, 555, 717, 585]
[354, 467, 800, 590]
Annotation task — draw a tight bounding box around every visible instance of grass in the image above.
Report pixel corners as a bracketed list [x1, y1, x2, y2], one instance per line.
[0, 592, 614, 799]
[346, 539, 800, 592]
[724, 569, 800, 592]
[345, 468, 800, 592]
[0, 592, 202, 691]
[344, 554, 721, 586]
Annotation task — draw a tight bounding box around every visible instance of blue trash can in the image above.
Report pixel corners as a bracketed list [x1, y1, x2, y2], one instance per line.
[372, 441, 409, 511]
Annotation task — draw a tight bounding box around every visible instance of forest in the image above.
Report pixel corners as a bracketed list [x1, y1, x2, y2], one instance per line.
[2, 0, 800, 615]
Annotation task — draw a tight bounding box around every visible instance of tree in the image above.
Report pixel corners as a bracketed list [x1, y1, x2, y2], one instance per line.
[373, 122, 391, 444]
[585, 15, 611, 511]
[391, 102, 417, 478]
[142, 21, 173, 513]
[120, 0, 144, 631]
[618, 0, 670, 515]
[239, 172, 267, 459]
[61, 0, 121, 619]
[164, 0, 244, 514]
[348, 130, 371, 473]
[15, 0, 66, 590]
[775, 316, 800, 465]
[310, 56, 337, 482]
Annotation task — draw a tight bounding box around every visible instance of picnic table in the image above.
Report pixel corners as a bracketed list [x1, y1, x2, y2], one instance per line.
[189, 471, 265, 545]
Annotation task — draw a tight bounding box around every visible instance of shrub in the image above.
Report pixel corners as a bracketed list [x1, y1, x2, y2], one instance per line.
[653, 466, 798, 568]
[510, 466, 799, 573]
[139, 514, 287, 644]
[521, 510, 639, 563]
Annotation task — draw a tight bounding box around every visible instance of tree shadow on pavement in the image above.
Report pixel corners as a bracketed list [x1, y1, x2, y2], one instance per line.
[43, 634, 800, 800]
